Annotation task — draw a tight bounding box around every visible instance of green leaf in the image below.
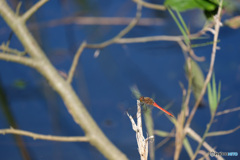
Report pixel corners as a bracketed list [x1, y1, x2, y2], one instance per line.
[183, 137, 194, 158]
[168, 9, 190, 45]
[218, 81, 221, 103]
[184, 59, 205, 103]
[212, 74, 217, 109]
[143, 105, 154, 136]
[154, 130, 170, 137]
[164, 0, 218, 12]
[207, 74, 221, 116]
[130, 85, 141, 99]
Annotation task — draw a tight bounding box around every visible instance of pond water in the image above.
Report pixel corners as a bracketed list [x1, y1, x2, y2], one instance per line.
[0, 0, 239, 159]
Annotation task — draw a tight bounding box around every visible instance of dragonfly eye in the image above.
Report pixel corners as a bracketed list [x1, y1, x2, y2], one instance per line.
[139, 96, 144, 102]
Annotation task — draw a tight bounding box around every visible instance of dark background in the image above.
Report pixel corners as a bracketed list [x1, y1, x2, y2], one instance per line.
[0, 0, 239, 159]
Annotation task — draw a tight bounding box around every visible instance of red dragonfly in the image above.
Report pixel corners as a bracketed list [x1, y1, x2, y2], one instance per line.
[139, 96, 174, 117]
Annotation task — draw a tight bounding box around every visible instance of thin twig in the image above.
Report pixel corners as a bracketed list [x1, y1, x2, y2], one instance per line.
[206, 125, 240, 137]
[216, 106, 240, 116]
[117, 35, 182, 43]
[184, 0, 223, 132]
[132, 0, 166, 11]
[86, 4, 142, 48]
[155, 129, 175, 149]
[191, 113, 215, 160]
[0, 52, 38, 67]
[186, 127, 224, 160]
[67, 41, 87, 83]
[0, 128, 89, 142]
[188, 48, 205, 62]
[28, 17, 164, 28]
[198, 150, 210, 160]
[0, 43, 26, 55]
[21, 0, 49, 22]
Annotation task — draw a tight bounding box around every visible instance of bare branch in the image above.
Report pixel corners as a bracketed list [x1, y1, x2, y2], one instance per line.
[0, 52, 38, 67]
[67, 41, 87, 83]
[28, 17, 164, 28]
[132, 0, 166, 11]
[206, 125, 240, 137]
[21, 0, 49, 22]
[0, 43, 26, 55]
[186, 127, 224, 160]
[216, 106, 240, 116]
[86, 4, 142, 48]
[198, 150, 210, 160]
[0, 128, 89, 142]
[117, 35, 182, 43]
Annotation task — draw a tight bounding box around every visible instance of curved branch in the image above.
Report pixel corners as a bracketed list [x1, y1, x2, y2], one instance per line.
[21, 0, 49, 22]
[67, 41, 86, 83]
[0, 128, 89, 142]
[206, 125, 240, 137]
[132, 0, 166, 11]
[86, 4, 142, 48]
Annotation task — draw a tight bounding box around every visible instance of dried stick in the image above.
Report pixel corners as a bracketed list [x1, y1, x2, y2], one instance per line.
[0, 128, 89, 142]
[127, 100, 154, 160]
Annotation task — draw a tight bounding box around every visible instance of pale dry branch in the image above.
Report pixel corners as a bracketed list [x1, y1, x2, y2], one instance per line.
[206, 125, 240, 137]
[86, 4, 142, 48]
[216, 106, 240, 116]
[0, 52, 38, 67]
[0, 43, 26, 55]
[67, 41, 87, 83]
[198, 150, 210, 160]
[127, 100, 154, 160]
[21, 0, 49, 22]
[155, 129, 175, 149]
[28, 17, 164, 28]
[0, 128, 89, 142]
[117, 35, 182, 43]
[132, 0, 166, 11]
[186, 127, 224, 160]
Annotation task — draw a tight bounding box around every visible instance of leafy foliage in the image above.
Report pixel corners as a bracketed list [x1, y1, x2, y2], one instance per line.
[207, 74, 221, 116]
[164, 0, 218, 11]
[184, 59, 205, 104]
[164, 0, 219, 18]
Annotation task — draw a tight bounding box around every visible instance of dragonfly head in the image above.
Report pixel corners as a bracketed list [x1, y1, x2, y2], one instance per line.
[139, 96, 144, 102]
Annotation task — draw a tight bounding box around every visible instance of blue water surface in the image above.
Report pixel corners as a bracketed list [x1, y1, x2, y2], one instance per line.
[0, 0, 240, 160]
